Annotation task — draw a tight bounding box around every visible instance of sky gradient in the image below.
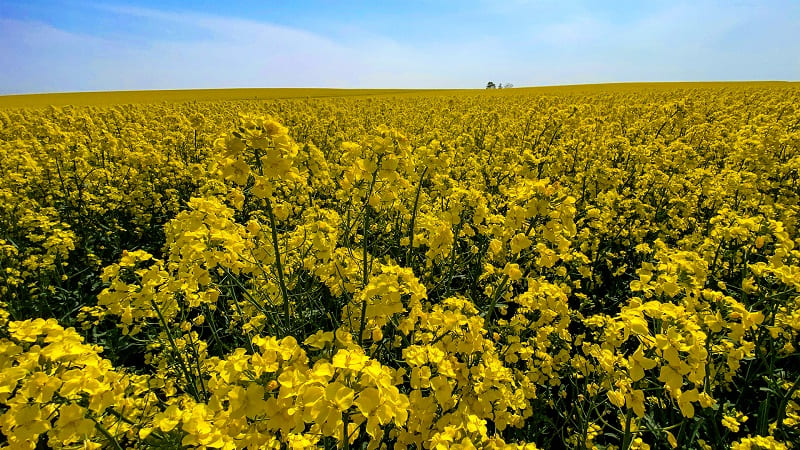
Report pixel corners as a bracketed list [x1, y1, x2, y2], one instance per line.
[1, 0, 799, 94]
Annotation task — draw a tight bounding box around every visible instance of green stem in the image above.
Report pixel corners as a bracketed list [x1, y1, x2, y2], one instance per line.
[105, 408, 168, 441]
[621, 408, 634, 450]
[407, 167, 428, 270]
[358, 202, 371, 347]
[342, 413, 350, 450]
[265, 197, 291, 328]
[222, 267, 280, 333]
[150, 299, 200, 401]
[92, 416, 124, 450]
[202, 303, 227, 355]
[484, 274, 510, 329]
[776, 371, 800, 433]
[358, 166, 380, 347]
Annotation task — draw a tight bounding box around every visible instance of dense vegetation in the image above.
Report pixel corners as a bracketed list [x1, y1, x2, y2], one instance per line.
[1, 84, 799, 449]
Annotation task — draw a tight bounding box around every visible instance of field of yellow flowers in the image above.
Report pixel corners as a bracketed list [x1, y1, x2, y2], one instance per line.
[1, 83, 799, 449]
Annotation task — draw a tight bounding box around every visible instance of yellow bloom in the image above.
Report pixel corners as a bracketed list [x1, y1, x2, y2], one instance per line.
[228, 384, 267, 418]
[331, 349, 370, 372]
[676, 389, 700, 418]
[53, 404, 95, 444]
[510, 233, 532, 254]
[629, 346, 657, 382]
[153, 404, 182, 432]
[325, 381, 355, 411]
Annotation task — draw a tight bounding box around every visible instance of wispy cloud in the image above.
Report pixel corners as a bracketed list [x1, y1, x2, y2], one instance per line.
[0, 6, 366, 93]
[0, 3, 515, 93]
[0, 1, 797, 94]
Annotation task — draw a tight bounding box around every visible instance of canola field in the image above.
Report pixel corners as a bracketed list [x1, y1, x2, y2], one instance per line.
[1, 83, 799, 449]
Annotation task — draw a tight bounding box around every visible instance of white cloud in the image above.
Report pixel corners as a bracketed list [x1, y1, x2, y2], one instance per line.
[0, 7, 370, 94]
[0, 1, 797, 94]
[1, 4, 518, 93]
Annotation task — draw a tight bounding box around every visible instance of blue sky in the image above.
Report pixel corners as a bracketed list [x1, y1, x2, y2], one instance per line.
[0, 0, 798, 94]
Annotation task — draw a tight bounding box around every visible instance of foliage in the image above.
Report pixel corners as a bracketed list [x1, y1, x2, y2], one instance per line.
[1, 85, 800, 448]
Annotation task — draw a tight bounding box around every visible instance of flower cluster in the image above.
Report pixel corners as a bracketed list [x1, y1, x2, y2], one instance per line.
[2, 84, 799, 448]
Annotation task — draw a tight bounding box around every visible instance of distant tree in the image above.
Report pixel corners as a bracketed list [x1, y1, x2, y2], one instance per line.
[486, 81, 496, 89]
[504, 83, 514, 88]
[497, 83, 504, 89]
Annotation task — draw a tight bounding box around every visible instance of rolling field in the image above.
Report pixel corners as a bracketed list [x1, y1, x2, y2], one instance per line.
[2, 82, 795, 109]
[1, 82, 799, 449]
[0, 88, 444, 110]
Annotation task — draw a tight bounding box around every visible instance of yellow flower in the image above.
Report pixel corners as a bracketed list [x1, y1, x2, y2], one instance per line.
[331, 349, 370, 372]
[325, 381, 354, 411]
[676, 388, 700, 418]
[53, 404, 95, 444]
[153, 404, 182, 432]
[510, 233, 532, 254]
[626, 389, 646, 417]
[721, 411, 747, 433]
[607, 390, 625, 408]
[657, 363, 683, 392]
[303, 330, 334, 350]
[503, 263, 523, 281]
[228, 384, 267, 418]
[21, 372, 61, 403]
[629, 346, 657, 382]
